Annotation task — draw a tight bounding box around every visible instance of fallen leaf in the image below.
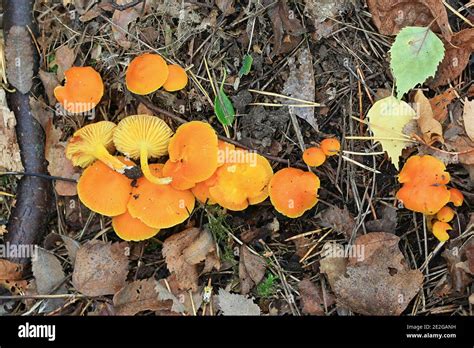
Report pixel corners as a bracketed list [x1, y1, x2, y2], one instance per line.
[162, 228, 220, 291]
[282, 48, 317, 130]
[44, 118, 79, 196]
[5, 26, 34, 94]
[32, 247, 67, 312]
[61, 235, 81, 264]
[365, 205, 398, 233]
[366, 0, 451, 40]
[38, 70, 59, 106]
[216, 288, 261, 315]
[0, 89, 23, 172]
[442, 237, 474, 294]
[72, 240, 129, 296]
[367, 96, 416, 170]
[463, 99, 474, 142]
[239, 245, 266, 294]
[429, 29, 474, 88]
[0, 259, 23, 280]
[414, 90, 444, 145]
[321, 233, 424, 315]
[298, 278, 325, 315]
[113, 278, 171, 315]
[54, 46, 75, 81]
[112, 6, 139, 49]
[265, 0, 305, 56]
[215, 0, 235, 16]
[429, 88, 457, 123]
[304, 0, 349, 24]
[445, 133, 474, 166]
[154, 280, 187, 314]
[319, 206, 356, 240]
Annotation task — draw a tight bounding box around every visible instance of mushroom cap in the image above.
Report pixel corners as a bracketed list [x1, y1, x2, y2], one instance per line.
[163, 64, 188, 92]
[127, 164, 195, 229]
[217, 140, 235, 167]
[163, 121, 219, 190]
[66, 121, 117, 168]
[448, 188, 464, 206]
[396, 155, 451, 215]
[113, 115, 173, 159]
[303, 147, 326, 167]
[269, 167, 320, 218]
[125, 53, 169, 95]
[320, 138, 340, 156]
[112, 210, 159, 241]
[191, 173, 218, 205]
[208, 151, 273, 211]
[77, 157, 134, 216]
[54, 66, 104, 114]
[432, 221, 451, 242]
[436, 206, 455, 223]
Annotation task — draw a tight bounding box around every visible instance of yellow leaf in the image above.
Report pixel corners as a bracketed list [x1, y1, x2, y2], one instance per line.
[367, 96, 416, 170]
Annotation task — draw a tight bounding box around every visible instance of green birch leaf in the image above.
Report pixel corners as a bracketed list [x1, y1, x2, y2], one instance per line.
[214, 89, 235, 126]
[239, 54, 253, 78]
[390, 27, 445, 99]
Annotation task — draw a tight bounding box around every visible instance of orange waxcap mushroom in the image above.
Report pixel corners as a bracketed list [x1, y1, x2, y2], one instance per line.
[125, 53, 169, 95]
[396, 155, 451, 215]
[303, 147, 326, 167]
[163, 121, 219, 190]
[208, 151, 273, 211]
[320, 138, 340, 156]
[113, 115, 173, 185]
[163, 64, 188, 92]
[191, 173, 218, 205]
[217, 140, 236, 167]
[112, 210, 159, 241]
[448, 188, 464, 207]
[66, 121, 135, 175]
[127, 164, 195, 229]
[269, 167, 320, 218]
[54, 66, 104, 114]
[432, 221, 451, 242]
[436, 206, 455, 223]
[77, 157, 134, 216]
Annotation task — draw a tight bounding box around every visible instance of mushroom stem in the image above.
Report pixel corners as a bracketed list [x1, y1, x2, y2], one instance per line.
[95, 145, 133, 173]
[140, 146, 172, 185]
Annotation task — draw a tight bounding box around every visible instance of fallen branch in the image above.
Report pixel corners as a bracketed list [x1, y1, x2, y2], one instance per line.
[3, 0, 52, 266]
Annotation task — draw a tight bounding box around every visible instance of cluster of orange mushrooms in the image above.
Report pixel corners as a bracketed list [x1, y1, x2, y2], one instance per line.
[396, 155, 464, 242]
[55, 52, 464, 244]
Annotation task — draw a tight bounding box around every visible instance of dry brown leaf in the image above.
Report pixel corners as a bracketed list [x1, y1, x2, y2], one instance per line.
[442, 239, 473, 294]
[319, 206, 355, 240]
[0, 259, 23, 280]
[216, 288, 261, 315]
[72, 240, 129, 296]
[429, 88, 457, 123]
[321, 233, 424, 315]
[216, 0, 235, 16]
[5, 26, 34, 94]
[239, 245, 266, 294]
[429, 29, 474, 88]
[414, 90, 443, 145]
[304, 0, 349, 24]
[0, 89, 23, 172]
[38, 70, 59, 106]
[265, 0, 305, 56]
[446, 133, 474, 165]
[365, 206, 398, 233]
[54, 46, 76, 81]
[44, 119, 79, 196]
[162, 228, 219, 291]
[366, 0, 451, 40]
[298, 278, 325, 315]
[113, 278, 172, 315]
[112, 7, 139, 49]
[463, 98, 474, 142]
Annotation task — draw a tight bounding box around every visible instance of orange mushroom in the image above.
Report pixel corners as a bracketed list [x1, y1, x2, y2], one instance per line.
[432, 221, 451, 242]
[54, 66, 104, 114]
[269, 167, 320, 218]
[217, 140, 236, 167]
[303, 147, 326, 167]
[127, 164, 195, 229]
[66, 121, 137, 176]
[191, 173, 218, 205]
[77, 157, 134, 216]
[448, 188, 464, 207]
[163, 121, 219, 190]
[113, 115, 174, 185]
[396, 155, 451, 215]
[126, 53, 169, 95]
[208, 150, 273, 210]
[112, 210, 159, 241]
[436, 206, 455, 223]
[320, 138, 340, 156]
[163, 64, 188, 92]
